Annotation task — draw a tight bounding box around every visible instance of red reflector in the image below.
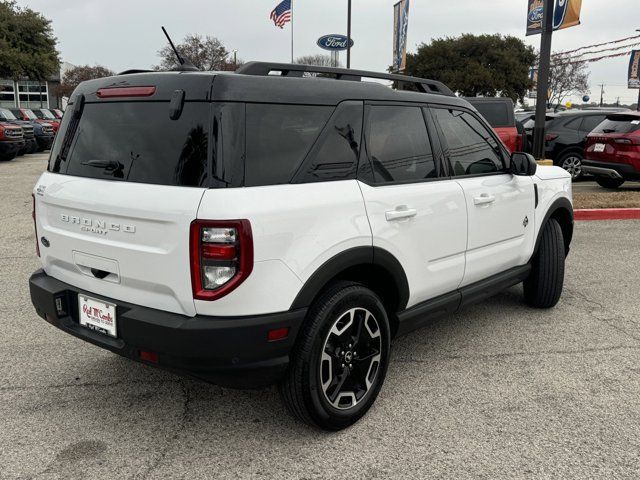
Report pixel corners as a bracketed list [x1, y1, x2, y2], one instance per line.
[545, 134, 558, 141]
[267, 327, 289, 342]
[139, 350, 159, 363]
[202, 244, 237, 260]
[97, 86, 156, 98]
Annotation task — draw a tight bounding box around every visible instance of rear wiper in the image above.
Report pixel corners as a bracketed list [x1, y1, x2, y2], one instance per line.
[602, 129, 617, 134]
[81, 159, 122, 171]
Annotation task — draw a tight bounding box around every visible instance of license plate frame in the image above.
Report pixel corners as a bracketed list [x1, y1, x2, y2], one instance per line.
[78, 295, 117, 338]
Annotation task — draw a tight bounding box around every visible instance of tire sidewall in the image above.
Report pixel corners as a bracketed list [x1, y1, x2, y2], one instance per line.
[304, 286, 391, 428]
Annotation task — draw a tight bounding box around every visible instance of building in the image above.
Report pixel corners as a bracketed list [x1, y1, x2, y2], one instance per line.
[0, 62, 74, 110]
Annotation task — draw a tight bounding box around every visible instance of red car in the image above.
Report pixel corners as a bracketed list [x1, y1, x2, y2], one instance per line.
[31, 108, 61, 132]
[12, 108, 60, 133]
[465, 97, 522, 153]
[51, 108, 64, 120]
[583, 112, 640, 188]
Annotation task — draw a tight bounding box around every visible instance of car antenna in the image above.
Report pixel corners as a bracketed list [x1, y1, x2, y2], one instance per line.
[161, 26, 199, 72]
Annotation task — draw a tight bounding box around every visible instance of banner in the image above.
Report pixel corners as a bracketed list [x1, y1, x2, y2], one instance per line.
[393, 0, 410, 72]
[527, 0, 582, 36]
[528, 68, 538, 98]
[629, 50, 640, 89]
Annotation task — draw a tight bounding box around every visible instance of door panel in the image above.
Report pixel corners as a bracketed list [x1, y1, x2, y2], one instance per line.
[359, 180, 467, 308]
[456, 174, 535, 286]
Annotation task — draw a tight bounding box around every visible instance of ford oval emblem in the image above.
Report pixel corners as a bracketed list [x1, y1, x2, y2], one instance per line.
[317, 34, 354, 52]
[528, 6, 543, 22]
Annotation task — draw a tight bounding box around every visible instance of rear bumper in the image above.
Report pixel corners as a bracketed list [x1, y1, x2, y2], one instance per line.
[29, 269, 306, 389]
[582, 159, 640, 181]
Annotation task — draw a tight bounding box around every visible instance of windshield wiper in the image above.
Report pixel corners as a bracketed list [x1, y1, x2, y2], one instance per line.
[81, 159, 122, 171]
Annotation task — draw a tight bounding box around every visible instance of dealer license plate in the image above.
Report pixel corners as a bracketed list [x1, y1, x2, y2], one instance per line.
[594, 143, 606, 153]
[78, 295, 117, 337]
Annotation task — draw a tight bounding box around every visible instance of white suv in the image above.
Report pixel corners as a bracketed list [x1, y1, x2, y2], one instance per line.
[29, 63, 573, 430]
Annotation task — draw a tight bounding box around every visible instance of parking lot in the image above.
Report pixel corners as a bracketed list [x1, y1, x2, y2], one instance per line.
[1, 153, 640, 479]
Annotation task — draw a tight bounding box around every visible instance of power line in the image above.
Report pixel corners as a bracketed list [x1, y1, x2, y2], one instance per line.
[553, 34, 640, 57]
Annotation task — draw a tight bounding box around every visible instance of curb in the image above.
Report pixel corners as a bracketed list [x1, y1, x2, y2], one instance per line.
[574, 208, 640, 221]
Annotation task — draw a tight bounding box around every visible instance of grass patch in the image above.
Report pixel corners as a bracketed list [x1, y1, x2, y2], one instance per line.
[574, 191, 640, 209]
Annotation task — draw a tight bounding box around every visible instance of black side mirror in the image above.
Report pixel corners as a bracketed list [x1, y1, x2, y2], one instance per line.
[510, 152, 537, 176]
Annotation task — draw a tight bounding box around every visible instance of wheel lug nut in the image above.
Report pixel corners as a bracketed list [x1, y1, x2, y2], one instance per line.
[341, 363, 345, 368]
[349, 364, 353, 368]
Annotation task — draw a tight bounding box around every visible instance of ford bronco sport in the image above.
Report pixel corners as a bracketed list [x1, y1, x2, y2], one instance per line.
[29, 62, 573, 430]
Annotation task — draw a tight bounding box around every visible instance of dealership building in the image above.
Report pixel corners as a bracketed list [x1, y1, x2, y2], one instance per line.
[0, 62, 73, 110]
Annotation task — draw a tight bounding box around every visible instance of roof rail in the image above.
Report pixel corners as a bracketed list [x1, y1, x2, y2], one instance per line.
[235, 62, 455, 96]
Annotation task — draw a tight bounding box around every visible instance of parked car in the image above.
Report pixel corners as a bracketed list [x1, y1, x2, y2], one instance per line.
[11, 108, 59, 134]
[29, 62, 573, 430]
[30, 108, 61, 133]
[465, 97, 521, 153]
[0, 121, 25, 161]
[543, 110, 624, 179]
[9, 108, 56, 150]
[0, 108, 37, 155]
[583, 112, 640, 188]
[51, 108, 64, 120]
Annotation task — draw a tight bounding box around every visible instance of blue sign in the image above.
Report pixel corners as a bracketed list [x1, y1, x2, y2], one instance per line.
[317, 34, 354, 51]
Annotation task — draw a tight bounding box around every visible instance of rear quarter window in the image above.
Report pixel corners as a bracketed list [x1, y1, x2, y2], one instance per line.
[244, 104, 332, 187]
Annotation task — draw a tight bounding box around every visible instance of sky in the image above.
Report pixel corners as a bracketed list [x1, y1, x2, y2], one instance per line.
[15, 0, 640, 105]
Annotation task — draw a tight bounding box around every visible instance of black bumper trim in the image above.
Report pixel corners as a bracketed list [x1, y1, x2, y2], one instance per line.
[582, 159, 640, 181]
[29, 270, 306, 388]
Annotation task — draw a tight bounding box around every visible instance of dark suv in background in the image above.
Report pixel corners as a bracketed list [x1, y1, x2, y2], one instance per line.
[544, 110, 625, 179]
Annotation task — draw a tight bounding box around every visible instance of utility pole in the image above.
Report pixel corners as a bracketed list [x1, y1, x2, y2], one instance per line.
[599, 84, 605, 107]
[532, 0, 554, 160]
[347, 0, 352, 68]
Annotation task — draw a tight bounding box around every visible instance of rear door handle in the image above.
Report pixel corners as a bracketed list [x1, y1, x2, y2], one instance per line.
[473, 193, 496, 206]
[385, 206, 417, 221]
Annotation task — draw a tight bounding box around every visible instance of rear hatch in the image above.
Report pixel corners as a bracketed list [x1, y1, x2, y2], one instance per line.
[35, 73, 215, 316]
[585, 114, 640, 168]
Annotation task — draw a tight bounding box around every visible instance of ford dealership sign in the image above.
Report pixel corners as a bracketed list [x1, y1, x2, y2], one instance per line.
[317, 34, 354, 51]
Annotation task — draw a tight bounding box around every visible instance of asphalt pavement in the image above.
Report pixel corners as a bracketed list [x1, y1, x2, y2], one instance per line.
[2, 154, 640, 479]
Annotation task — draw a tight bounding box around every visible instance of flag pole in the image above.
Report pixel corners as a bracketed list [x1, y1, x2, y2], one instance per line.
[291, 0, 294, 63]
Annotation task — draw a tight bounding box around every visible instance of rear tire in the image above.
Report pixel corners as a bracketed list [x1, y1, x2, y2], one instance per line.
[280, 281, 391, 431]
[524, 218, 565, 308]
[596, 177, 624, 189]
[557, 151, 583, 180]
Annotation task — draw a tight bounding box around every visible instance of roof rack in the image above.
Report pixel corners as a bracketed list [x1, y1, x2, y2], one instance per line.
[235, 62, 455, 97]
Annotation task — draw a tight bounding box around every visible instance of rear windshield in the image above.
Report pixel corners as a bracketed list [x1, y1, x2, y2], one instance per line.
[49, 102, 210, 187]
[471, 102, 513, 128]
[592, 115, 640, 134]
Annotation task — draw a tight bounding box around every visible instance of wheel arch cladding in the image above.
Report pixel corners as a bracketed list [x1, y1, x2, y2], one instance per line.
[290, 247, 409, 336]
[535, 197, 573, 257]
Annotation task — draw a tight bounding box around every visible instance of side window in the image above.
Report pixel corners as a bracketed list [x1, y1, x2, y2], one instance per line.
[580, 115, 605, 133]
[293, 101, 363, 183]
[245, 104, 332, 187]
[367, 105, 436, 184]
[432, 108, 504, 176]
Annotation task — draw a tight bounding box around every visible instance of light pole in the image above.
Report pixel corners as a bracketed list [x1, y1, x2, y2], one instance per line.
[532, 0, 554, 160]
[636, 30, 640, 111]
[347, 0, 352, 68]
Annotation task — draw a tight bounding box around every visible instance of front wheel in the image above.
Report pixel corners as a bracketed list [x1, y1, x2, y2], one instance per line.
[596, 176, 625, 189]
[280, 282, 391, 430]
[524, 218, 565, 308]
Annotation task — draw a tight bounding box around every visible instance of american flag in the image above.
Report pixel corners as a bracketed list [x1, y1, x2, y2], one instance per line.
[270, 0, 292, 29]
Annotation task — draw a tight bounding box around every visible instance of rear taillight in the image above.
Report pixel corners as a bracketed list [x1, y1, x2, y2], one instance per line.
[32, 194, 40, 257]
[190, 220, 253, 301]
[545, 134, 558, 141]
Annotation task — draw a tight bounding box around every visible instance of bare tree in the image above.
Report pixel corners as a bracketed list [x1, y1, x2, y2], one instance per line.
[156, 34, 232, 71]
[56, 65, 114, 98]
[548, 53, 590, 106]
[295, 54, 341, 67]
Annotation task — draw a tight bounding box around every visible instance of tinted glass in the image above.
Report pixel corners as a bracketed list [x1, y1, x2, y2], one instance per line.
[367, 106, 435, 183]
[472, 102, 512, 127]
[592, 115, 640, 134]
[245, 104, 332, 187]
[293, 101, 363, 183]
[580, 115, 606, 133]
[0, 108, 17, 120]
[212, 102, 245, 188]
[433, 108, 504, 176]
[50, 102, 210, 187]
[563, 117, 582, 130]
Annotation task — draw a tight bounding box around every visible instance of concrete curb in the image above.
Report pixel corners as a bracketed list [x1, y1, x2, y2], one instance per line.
[574, 208, 640, 221]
